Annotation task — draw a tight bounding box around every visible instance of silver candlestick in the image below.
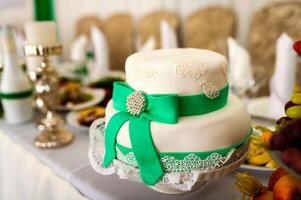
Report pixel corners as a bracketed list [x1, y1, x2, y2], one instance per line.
[24, 44, 74, 148]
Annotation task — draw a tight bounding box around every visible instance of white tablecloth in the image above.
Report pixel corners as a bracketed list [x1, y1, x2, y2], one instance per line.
[0, 117, 272, 200]
[0, 132, 89, 200]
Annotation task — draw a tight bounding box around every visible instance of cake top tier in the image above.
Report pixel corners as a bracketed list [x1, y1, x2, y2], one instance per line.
[125, 48, 228, 95]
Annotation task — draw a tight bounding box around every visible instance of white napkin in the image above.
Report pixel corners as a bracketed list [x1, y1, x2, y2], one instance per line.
[89, 26, 109, 81]
[70, 34, 88, 62]
[136, 36, 156, 52]
[227, 37, 253, 94]
[269, 33, 297, 118]
[160, 20, 178, 49]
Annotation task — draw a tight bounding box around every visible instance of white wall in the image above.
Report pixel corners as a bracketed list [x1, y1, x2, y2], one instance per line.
[0, 0, 278, 58]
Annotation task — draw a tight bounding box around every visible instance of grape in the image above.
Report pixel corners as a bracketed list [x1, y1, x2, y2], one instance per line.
[282, 148, 293, 165]
[281, 119, 301, 146]
[271, 133, 292, 151]
[276, 117, 292, 125]
[281, 147, 301, 174]
[291, 93, 301, 105]
[276, 117, 292, 131]
[286, 106, 301, 119]
[291, 151, 301, 173]
[285, 101, 296, 112]
[282, 148, 300, 165]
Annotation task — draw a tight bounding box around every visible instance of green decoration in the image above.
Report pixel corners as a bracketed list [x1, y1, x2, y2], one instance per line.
[103, 82, 229, 185]
[0, 89, 33, 99]
[116, 129, 252, 172]
[34, 0, 56, 21]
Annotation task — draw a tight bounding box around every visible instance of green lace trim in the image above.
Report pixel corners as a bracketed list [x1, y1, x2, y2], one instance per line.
[115, 129, 252, 172]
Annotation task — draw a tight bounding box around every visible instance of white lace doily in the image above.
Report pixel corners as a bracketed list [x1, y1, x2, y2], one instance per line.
[88, 118, 248, 193]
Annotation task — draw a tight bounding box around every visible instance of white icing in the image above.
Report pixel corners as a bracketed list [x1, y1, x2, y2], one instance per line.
[125, 48, 228, 95]
[105, 94, 251, 152]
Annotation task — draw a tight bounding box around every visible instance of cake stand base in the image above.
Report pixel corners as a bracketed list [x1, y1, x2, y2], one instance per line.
[150, 181, 207, 194]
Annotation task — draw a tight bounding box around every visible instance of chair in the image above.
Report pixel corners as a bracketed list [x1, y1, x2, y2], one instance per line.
[76, 15, 103, 38]
[104, 13, 134, 71]
[249, 1, 301, 95]
[138, 10, 180, 49]
[185, 6, 236, 56]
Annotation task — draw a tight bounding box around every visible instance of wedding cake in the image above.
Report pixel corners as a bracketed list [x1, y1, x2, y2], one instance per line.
[89, 48, 252, 193]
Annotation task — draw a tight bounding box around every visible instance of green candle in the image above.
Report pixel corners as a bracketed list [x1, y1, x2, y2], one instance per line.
[34, 0, 56, 21]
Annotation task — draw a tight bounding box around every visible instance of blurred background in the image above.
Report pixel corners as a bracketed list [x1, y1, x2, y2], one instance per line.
[0, 1, 297, 50]
[0, 0, 272, 50]
[1, 0, 301, 104]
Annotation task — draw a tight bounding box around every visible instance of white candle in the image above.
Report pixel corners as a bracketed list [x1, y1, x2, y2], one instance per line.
[24, 21, 57, 46]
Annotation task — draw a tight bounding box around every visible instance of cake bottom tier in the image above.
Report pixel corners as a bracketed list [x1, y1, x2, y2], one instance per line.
[115, 133, 250, 172]
[105, 94, 251, 152]
[89, 118, 249, 193]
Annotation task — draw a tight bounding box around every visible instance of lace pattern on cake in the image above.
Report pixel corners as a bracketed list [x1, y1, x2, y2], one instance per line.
[116, 146, 231, 172]
[200, 80, 220, 99]
[116, 147, 138, 167]
[175, 60, 222, 99]
[176, 61, 207, 81]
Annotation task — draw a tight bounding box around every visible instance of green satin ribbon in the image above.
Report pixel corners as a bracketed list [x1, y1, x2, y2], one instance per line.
[103, 81, 229, 185]
[0, 89, 33, 99]
[117, 128, 252, 160]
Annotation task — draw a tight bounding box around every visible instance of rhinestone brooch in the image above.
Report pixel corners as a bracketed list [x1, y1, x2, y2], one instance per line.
[126, 91, 147, 116]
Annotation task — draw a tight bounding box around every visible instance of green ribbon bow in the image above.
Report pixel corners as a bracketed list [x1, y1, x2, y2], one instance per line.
[103, 82, 229, 185]
[103, 82, 178, 185]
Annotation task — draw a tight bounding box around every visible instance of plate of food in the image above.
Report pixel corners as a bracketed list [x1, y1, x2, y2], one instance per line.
[240, 127, 277, 172]
[57, 82, 105, 111]
[66, 106, 106, 131]
[88, 71, 125, 89]
[56, 61, 86, 80]
[88, 71, 125, 105]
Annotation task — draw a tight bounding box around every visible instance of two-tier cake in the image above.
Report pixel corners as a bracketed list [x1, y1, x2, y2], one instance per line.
[89, 48, 252, 193]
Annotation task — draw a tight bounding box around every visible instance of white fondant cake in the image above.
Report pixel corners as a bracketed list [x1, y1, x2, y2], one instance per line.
[125, 48, 228, 95]
[105, 48, 251, 153]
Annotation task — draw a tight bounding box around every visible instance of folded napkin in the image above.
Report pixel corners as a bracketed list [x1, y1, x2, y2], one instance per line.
[160, 20, 178, 49]
[89, 26, 110, 81]
[70, 34, 88, 62]
[269, 33, 297, 118]
[227, 37, 253, 94]
[136, 36, 156, 52]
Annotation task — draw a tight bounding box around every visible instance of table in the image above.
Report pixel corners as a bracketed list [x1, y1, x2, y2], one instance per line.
[0, 117, 272, 200]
